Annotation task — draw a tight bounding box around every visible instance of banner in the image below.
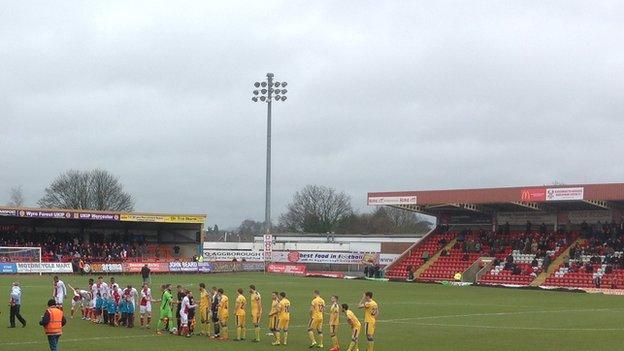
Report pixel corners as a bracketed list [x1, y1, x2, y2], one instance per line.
[197, 262, 213, 272]
[368, 195, 417, 206]
[0, 263, 17, 273]
[276, 251, 379, 265]
[203, 249, 382, 265]
[73, 212, 120, 221]
[18, 210, 72, 219]
[203, 250, 264, 262]
[120, 214, 204, 224]
[267, 263, 307, 275]
[546, 187, 584, 201]
[0, 209, 17, 217]
[263, 234, 273, 262]
[168, 261, 199, 272]
[209, 261, 264, 273]
[16, 262, 72, 273]
[123, 262, 170, 273]
[520, 187, 584, 202]
[90, 263, 123, 273]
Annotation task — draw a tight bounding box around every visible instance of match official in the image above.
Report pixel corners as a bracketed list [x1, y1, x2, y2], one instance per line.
[40, 298, 66, 351]
[9, 282, 26, 328]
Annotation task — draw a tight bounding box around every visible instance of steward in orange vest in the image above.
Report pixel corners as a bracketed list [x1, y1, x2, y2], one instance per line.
[40, 299, 66, 351]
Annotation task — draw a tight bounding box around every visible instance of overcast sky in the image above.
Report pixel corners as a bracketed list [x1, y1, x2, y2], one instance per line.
[1, 1, 623, 228]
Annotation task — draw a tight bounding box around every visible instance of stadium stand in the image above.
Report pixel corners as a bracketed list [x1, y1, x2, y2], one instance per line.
[384, 228, 456, 280]
[0, 231, 180, 262]
[371, 182, 624, 290]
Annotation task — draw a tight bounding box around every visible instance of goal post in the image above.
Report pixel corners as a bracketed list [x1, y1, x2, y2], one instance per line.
[0, 246, 43, 275]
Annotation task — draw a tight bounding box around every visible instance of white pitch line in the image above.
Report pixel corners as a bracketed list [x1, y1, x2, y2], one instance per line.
[392, 322, 624, 332]
[2, 307, 622, 346]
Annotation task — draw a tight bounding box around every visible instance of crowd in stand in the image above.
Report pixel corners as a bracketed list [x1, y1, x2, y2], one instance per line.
[437, 222, 576, 277]
[0, 230, 149, 262]
[564, 221, 624, 284]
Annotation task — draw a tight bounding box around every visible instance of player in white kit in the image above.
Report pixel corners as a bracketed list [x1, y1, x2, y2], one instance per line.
[139, 282, 153, 328]
[179, 290, 197, 337]
[52, 276, 67, 309]
[67, 283, 91, 319]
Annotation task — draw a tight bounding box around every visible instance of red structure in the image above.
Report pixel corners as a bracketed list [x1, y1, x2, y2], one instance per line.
[370, 183, 624, 291]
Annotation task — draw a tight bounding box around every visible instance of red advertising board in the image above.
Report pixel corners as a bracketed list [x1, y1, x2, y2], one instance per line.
[267, 263, 307, 276]
[123, 262, 170, 273]
[520, 188, 547, 202]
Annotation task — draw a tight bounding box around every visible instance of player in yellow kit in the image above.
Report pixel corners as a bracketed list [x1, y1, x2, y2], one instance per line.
[217, 288, 229, 340]
[308, 290, 325, 348]
[249, 284, 262, 342]
[329, 295, 340, 351]
[198, 283, 212, 336]
[342, 304, 361, 351]
[234, 288, 247, 341]
[272, 292, 290, 346]
[268, 291, 279, 337]
[357, 292, 378, 351]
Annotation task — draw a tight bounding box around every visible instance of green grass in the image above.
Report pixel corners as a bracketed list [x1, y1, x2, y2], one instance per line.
[1, 273, 623, 351]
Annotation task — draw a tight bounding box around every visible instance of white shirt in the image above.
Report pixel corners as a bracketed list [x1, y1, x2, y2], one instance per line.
[181, 295, 191, 314]
[140, 288, 152, 306]
[96, 282, 109, 299]
[54, 280, 66, 298]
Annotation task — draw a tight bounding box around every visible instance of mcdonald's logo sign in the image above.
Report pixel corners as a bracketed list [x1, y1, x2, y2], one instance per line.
[520, 188, 547, 202]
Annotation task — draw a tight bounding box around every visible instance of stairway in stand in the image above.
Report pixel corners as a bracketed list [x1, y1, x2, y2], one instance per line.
[415, 238, 457, 278]
[530, 238, 583, 287]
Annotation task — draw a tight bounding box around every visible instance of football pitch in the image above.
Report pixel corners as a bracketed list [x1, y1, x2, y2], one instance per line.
[1, 273, 623, 351]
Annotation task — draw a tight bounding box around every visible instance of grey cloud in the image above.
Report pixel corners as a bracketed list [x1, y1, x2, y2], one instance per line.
[1, 1, 624, 227]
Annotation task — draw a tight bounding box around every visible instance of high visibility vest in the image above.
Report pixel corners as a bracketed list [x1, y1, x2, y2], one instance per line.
[44, 307, 63, 335]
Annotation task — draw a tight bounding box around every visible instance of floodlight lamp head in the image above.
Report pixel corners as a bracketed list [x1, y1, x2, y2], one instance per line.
[261, 82, 267, 87]
[252, 97, 258, 102]
[254, 82, 260, 88]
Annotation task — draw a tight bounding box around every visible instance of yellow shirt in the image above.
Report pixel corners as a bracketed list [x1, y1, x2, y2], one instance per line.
[278, 298, 290, 319]
[219, 295, 229, 314]
[250, 291, 261, 314]
[199, 290, 210, 310]
[236, 294, 246, 316]
[346, 310, 361, 329]
[311, 296, 325, 320]
[269, 299, 279, 316]
[329, 303, 340, 325]
[364, 300, 378, 323]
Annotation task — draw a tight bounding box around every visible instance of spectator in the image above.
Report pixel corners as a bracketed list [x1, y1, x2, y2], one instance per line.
[421, 251, 430, 262]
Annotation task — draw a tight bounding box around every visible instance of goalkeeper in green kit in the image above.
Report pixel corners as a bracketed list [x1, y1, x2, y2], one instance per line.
[156, 284, 174, 335]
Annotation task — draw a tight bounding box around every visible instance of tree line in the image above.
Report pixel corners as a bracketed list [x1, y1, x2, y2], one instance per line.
[239, 185, 432, 236]
[5, 171, 431, 235]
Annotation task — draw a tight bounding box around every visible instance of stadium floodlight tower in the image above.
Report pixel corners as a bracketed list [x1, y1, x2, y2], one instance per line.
[252, 73, 288, 234]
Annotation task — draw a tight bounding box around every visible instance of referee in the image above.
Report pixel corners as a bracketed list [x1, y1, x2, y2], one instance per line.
[9, 282, 26, 328]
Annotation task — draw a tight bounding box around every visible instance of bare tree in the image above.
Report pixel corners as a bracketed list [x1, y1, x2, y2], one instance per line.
[7, 185, 25, 207]
[280, 185, 352, 233]
[38, 169, 134, 211]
